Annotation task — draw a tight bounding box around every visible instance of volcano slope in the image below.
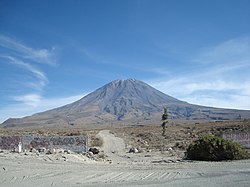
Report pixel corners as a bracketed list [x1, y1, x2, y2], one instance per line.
[2, 79, 250, 128]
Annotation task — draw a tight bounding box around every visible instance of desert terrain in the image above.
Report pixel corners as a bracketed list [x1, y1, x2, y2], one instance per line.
[0, 120, 250, 187]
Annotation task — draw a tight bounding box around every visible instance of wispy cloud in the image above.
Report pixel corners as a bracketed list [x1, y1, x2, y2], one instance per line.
[13, 94, 42, 107]
[0, 34, 56, 65]
[0, 34, 57, 109]
[193, 36, 250, 66]
[148, 36, 250, 110]
[2, 56, 48, 90]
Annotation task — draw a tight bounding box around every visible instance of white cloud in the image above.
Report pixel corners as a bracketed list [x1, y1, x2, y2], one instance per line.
[149, 77, 250, 110]
[193, 36, 250, 66]
[0, 35, 55, 92]
[0, 34, 56, 65]
[3, 56, 48, 89]
[148, 37, 250, 110]
[0, 94, 86, 123]
[0, 34, 62, 123]
[13, 94, 42, 107]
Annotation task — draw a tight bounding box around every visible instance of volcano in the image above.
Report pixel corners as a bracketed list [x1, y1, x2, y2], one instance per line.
[2, 79, 250, 128]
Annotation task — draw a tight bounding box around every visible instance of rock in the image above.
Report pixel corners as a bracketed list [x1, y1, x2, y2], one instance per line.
[46, 149, 56, 154]
[38, 147, 46, 153]
[62, 155, 68, 161]
[129, 147, 139, 153]
[30, 148, 38, 153]
[88, 151, 94, 156]
[89, 147, 99, 154]
[58, 149, 64, 153]
[107, 159, 112, 164]
[86, 152, 94, 158]
[167, 147, 173, 152]
[64, 150, 72, 154]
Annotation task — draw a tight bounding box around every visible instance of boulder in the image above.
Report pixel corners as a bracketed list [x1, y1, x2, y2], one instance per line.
[46, 149, 56, 154]
[89, 147, 99, 154]
[38, 147, 46, 153]
[64, 150, 72, 154]
[167, 147, 173, 152]
[129, 147, 139, 153]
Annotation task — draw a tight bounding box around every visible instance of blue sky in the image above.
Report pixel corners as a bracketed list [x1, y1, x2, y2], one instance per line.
[0, 0, 250, 122]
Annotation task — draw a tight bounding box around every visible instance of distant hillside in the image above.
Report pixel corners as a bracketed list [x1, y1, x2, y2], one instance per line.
[2, 79, 250, 128]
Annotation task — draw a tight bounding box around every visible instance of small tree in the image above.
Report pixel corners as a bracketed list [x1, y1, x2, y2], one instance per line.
[161, 107, 168, 136]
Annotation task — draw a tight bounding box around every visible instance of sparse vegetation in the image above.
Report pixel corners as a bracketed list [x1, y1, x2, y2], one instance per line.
[186, 134, 249, 161]
[90, 135, 104, 147]
[1, 120, 249, 161]
[98, 153, 107, 159]
[110, 120, 250, 159]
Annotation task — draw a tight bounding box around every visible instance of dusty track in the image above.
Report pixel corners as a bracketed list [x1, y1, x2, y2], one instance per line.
[98, 130, 129, 163]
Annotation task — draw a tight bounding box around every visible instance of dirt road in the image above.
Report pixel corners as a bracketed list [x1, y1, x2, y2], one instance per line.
[98, 130, 127, 163]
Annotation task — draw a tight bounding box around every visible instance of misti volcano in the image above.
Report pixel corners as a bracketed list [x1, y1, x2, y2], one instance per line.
[2, 79, 250, 128]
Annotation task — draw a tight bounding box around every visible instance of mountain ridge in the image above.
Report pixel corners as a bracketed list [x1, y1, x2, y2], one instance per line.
[2, 79, 250, 128]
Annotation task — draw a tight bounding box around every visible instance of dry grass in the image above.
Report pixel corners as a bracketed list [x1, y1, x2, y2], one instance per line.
[1, 120, 249, 155]
[112, 120, 250, 153]
[89, 135, 104, 147]
[0, 127, 96, 137]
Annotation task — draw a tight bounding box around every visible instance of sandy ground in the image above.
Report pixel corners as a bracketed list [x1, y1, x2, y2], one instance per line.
[0, 130, 250, 187]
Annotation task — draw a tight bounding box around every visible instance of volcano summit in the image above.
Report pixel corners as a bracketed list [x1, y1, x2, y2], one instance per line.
[2, 79, 250, 128]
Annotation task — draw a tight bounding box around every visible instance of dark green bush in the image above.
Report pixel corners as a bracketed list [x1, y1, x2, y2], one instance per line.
[186, 134, 249, 161]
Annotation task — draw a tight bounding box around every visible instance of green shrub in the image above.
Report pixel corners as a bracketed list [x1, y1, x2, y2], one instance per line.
[186, 134, 249, 161]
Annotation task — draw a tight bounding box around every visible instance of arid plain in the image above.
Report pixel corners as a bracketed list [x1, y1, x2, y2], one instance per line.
[0, 120, 250, 187]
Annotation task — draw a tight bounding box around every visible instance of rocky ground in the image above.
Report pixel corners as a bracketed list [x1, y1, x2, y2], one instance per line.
[0, 120, 250, 187]
[112, 119, 250, 157]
